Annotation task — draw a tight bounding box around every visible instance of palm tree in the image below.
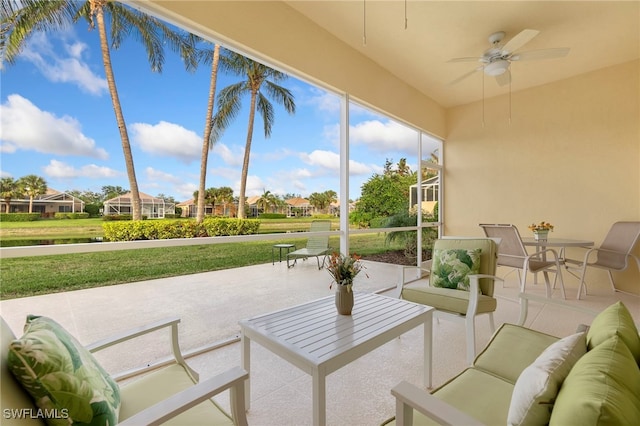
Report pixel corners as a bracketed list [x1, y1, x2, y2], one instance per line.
[18, 174, 47, 213]
[211, 52, 296, 219]
[2, 0, 197, 220]
[0, 177, 21, 213]
[196, 42, 223, 224]
[256, 189, 277, 214]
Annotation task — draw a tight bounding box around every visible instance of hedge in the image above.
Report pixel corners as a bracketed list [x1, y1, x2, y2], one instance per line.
[102, 218, 260, 241]
[258, 213, 286, 219]
[0, 213, 40, 222]
[54, 212, 90, 219]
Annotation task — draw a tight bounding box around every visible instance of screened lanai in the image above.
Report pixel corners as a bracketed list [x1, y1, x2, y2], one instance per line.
[103, 191, 175, 219]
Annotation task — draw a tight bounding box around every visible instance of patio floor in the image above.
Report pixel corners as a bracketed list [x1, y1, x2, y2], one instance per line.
[1, 259, 638, 425]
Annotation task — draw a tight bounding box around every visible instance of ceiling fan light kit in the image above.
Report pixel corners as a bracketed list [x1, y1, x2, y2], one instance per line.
[484, 60, 509, 76]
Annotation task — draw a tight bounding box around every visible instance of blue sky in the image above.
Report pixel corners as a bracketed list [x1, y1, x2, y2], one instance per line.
[0, 17, 434, 202]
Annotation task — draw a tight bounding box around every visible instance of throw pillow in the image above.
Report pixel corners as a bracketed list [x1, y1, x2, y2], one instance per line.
[550, 335, 640, 425]
[507, 332, 586, 426]
[586, 301, 640, 364]
[7, 315, 120, 426]
[430, 248, 482, 290]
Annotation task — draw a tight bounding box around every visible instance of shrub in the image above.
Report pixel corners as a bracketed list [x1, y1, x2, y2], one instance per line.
[202, 218, 260, 236]
[54, 212, 90, 219]
[258, 213, 286, 219]
[0, 213, 40, 222]
[102, 218, 258, 241]
[83, 204, 101, 217]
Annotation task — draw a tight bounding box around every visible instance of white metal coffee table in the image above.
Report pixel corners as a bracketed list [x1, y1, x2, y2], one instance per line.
[239, 292, 434, 426]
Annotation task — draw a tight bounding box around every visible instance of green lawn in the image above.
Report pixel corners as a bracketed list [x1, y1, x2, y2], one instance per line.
[0, 218, 402, 299]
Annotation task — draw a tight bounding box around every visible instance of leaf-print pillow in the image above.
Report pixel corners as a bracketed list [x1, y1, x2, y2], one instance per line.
[430, 248, 482, 291]
[7, 315, 120, 426]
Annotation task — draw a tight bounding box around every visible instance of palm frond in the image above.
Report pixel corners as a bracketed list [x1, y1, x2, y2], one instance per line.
[256, 93, 275, 137]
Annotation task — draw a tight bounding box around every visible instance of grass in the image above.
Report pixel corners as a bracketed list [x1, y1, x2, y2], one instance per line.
[0, 219, 401, 299]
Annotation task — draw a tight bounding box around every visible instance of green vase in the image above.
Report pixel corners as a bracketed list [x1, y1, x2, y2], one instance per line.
[335, 284, 354, 315]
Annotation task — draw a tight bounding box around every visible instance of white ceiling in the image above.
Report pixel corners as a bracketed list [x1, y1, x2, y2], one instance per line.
[285, 1, 640, 108]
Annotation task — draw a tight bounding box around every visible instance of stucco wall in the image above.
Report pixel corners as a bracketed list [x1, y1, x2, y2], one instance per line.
[444, 60, 640, 293]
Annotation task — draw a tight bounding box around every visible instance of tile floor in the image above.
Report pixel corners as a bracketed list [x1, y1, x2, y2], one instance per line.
[1, 259, 638, 426]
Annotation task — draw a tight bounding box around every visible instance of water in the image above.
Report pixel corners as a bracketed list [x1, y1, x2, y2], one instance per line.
[0, 237, 103, 247]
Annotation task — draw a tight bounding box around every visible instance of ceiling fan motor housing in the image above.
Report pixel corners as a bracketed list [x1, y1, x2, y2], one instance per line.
[484, 59, 509, 76]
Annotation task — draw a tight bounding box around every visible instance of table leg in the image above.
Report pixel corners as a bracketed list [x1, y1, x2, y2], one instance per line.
[241, 333, 251, 410]
[424, 311, 433, 389]
[312, 368, 326, 426]
[271, 246, 275, 265]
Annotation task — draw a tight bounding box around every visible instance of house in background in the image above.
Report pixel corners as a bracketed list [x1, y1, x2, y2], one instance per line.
[409, 176, 439, 215]
[7, 188, 85, 217]
[103, 192, 175, 219]
[285, 197, 313, 217]
[177, 198, 236, 218]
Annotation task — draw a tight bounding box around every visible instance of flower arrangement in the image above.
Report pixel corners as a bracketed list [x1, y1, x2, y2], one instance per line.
[528, 221, 554, 232]
[326, 252, 367, 290]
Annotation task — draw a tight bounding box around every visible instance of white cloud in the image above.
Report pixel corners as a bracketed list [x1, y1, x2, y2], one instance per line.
[21, 32, 107, 96]
[300, 150, 372, 175]
[130, 121, 201, 164]
[305, 87, 341, 113]
[43, 159, 120, 179]
[243, 175, 266, 197]
[350, 120, 418, 153]
[145, 167, 182, 184]
[0, 94, 109, 159]
[213, 143, 243, 167]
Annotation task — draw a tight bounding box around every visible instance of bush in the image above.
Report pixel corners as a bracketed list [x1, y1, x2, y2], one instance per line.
[102, 214, 148, 221]
[54, 212, 90, 219]
[258, 213, 286, 219]
[202, 218, 260, 236]
[102, 218, 259, 241]
[0, 213, 40, 222]
[84, 204, 101, 217]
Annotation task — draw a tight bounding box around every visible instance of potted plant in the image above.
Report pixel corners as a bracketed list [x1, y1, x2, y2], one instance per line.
[528, 221, 554, 241]
[326, 252, 366, 315]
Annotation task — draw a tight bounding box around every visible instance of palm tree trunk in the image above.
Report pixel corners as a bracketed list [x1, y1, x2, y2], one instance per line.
[94, 3, 142, 221]
[28, 196, 33, 213]
[238, 90, 258, 219]
[197, 44, 220, 224]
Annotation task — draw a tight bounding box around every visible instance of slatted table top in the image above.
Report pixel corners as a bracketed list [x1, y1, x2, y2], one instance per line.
[239, 291, 433, 374]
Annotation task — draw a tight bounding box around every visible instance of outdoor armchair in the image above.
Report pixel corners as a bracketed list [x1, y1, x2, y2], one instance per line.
[564, 221, 640, 299]
[286, 219, 331, 269]
[2, 315, 248, 426]
[395, 237, 502, 364]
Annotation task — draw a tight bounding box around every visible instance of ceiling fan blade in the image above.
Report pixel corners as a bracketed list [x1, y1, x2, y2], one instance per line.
[447, 67, 481, 86]
[511, 47, 570, 61]
[447, 57, 482, 63]
[502, 29, 540, 54]
[495, 69, 511, 87]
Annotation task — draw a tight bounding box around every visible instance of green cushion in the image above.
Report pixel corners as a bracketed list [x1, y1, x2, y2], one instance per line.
[507, 332, 586, 426]
[550, 335, 640, 425]
[430, 248, 481, 290]
[586, 301, 640, 364]
[402, 285, 497, 315]
[7, 315, 120, 426]
[474, 324, 559, 384]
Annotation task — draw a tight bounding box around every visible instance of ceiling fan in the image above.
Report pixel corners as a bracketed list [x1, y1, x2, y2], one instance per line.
[448, 29, 570, 86]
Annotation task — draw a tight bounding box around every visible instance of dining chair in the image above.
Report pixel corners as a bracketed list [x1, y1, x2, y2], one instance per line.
[564, 221, 640, 299]
[479, 223, 566, 299]
[395, 237, 502, 364]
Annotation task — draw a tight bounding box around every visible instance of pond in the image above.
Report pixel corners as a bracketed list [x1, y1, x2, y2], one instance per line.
[0, 237, 103, 247]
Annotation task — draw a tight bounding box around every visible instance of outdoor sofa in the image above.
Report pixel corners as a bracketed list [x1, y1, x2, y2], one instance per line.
[388, 300, 640, 425]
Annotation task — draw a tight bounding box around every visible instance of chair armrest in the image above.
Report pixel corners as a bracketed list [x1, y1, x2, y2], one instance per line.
[394, 262, 432, 298]
[86, 316, 197, 382]
[391, 381, 485, 426]
[466, 274, 503, 317]
[118, 366, 249, 426]
[86, 316, 181, 352]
